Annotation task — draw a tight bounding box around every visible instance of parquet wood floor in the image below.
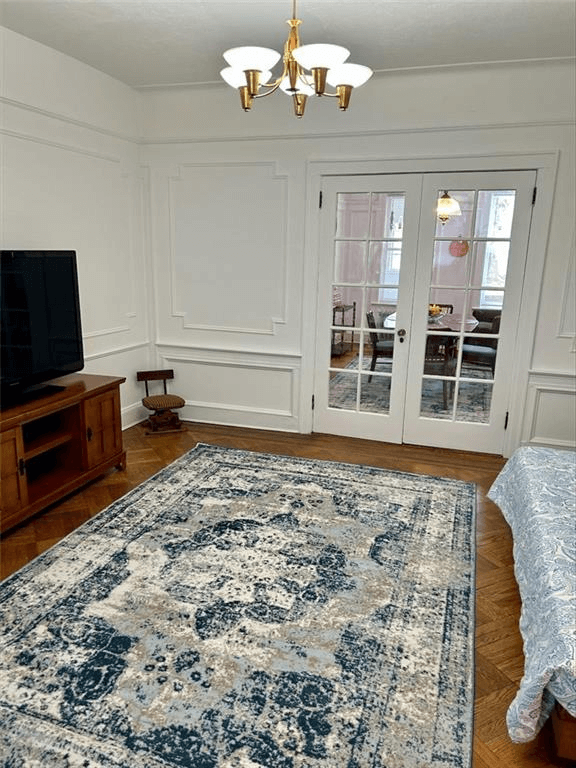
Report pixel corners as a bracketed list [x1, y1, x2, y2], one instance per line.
[0, 421, 562, 767]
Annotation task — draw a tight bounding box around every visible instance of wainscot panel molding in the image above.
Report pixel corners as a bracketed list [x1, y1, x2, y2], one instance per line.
[84, 326, 132, 339]
[141, 119, 576, 148]
[521, 373, 576, 449]
[0, 127, 123, 165]
[166, 162, 288, 336]
[156, 344, 301, 365]
[0, 96, 138, 144]
[158, 351, 300, 433]
[84, 342, 151, 362]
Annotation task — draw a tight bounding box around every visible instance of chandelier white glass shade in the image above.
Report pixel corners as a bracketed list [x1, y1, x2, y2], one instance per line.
[223, 47, 281, 72]
[291, 43, 349, 69]
[220, 1, 373, 118]
[437, 191, 462, 224]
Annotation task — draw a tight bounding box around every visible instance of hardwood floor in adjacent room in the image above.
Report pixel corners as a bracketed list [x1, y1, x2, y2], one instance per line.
[0, 422, 560, 767]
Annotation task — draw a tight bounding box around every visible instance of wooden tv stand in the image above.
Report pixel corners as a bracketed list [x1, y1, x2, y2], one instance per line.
[1, 374, 126, 534]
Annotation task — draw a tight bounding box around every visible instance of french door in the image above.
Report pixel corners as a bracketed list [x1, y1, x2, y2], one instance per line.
[313, 170, 536, 453]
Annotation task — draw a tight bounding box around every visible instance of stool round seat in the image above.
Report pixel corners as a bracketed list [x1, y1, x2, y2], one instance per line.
[142, 394, 185, 411]
[137, 369, 185, 433]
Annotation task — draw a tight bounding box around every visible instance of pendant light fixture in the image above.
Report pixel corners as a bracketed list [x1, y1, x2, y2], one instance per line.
[220, 0, 373, 118]
[437, 191, 462, 224]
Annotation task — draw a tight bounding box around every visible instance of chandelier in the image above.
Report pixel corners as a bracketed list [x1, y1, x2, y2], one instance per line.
[220, 0, 373, 118]
[437, 191, 462, 224]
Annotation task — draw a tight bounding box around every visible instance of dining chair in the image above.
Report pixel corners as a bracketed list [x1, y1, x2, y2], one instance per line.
[366, 311, 394, 382]
[461, 314, 500, 376]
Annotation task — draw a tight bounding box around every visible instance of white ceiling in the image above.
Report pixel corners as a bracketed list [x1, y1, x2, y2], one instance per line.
[1, 0, 574, 89]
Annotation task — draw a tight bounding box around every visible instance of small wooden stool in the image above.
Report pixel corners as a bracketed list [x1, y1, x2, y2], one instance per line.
[137, 369, 185, 433]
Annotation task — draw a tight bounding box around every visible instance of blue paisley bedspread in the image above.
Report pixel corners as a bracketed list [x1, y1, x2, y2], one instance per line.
[488, 446, 576, 743]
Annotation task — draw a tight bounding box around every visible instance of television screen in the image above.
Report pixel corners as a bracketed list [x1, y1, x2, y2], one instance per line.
[1, 250, 84, 404]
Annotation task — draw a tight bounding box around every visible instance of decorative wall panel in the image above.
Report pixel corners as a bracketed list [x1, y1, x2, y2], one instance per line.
[159, 350, 299, 432]
[168, 163, 288, 334]
[522, 374, 576, 448]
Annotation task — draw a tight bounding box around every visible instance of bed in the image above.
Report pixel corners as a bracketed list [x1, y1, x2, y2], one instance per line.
[487, 446, 576, 755]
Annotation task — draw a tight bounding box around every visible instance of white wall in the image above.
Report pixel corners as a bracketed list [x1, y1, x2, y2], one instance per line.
[2, 25, 575, 450]
[141, 61, 576, 451]
[1, 28, 151, 427]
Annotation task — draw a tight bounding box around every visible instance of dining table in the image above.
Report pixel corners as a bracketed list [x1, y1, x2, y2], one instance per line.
[382, 312, 479, 332]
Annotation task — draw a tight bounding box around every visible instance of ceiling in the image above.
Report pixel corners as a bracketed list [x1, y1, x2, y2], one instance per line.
[1, 0, 574, 89]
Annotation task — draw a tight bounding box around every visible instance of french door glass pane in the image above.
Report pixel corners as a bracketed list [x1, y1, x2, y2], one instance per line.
[359, 372, 391, 414]
[471, 242, 509, 288]
[455, 381, 493, 423]
[464, 289, 504, 317]
[334, 241, 366, 283]
[332, 287, 362, 329]
[420, 379, 453, 420]
[475, 191, 515, 238]
[431, 241, 470, 287]
[368, 242, 402, 286]
[434, 190, 475, 238]
[370, 193, 405, 239]
[329, 371, 357, 409]
[335, 193, 370, 238]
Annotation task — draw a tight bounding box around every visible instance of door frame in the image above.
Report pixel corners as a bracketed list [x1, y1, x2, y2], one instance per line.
[301, 151, 558, 457]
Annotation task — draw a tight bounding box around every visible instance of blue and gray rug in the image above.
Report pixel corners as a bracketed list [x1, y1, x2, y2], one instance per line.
[0, 444, 475, 767]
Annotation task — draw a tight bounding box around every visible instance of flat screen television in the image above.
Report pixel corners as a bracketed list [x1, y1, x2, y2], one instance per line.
[1, 250, 84, 407]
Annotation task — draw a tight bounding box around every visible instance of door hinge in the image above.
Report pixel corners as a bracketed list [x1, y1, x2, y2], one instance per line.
[319, 191, 323, 209]
[504, 411, 509, 430]
[312, 395, 315, 410]
[532, 187, 537, 205]
[18, 458, 26, 476]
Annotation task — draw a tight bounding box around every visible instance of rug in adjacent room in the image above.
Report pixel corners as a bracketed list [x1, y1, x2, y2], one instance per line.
[0, 444, 476, 768]
[328, 357, 493, 422]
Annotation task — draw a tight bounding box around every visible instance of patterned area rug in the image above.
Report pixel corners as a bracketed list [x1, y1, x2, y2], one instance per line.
[0, 444, 476, 768]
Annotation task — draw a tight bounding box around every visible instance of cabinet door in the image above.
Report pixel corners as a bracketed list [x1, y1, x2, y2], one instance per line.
[1, 428, 28, 518]
[84, 389, 122, 468]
